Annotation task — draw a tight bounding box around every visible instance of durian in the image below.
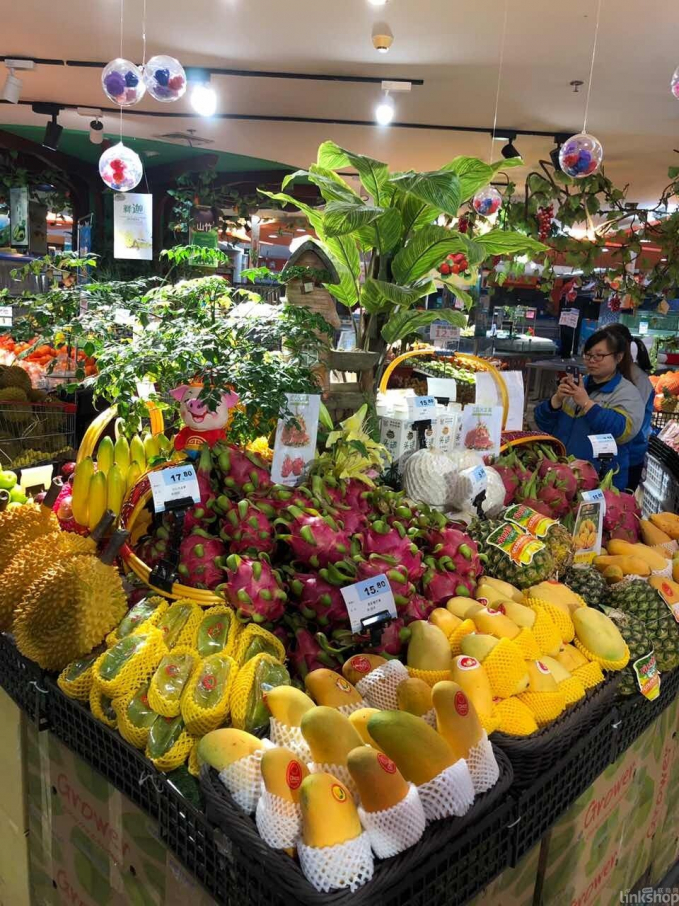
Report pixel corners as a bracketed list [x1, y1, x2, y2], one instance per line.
[0, 387, 31, 425]
[0, 502, 60, 574]
[13, 553, 127, 671]
[0, 365, 32, 393]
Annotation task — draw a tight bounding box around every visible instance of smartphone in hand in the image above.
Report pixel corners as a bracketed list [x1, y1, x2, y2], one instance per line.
[565, 365, 580, 385]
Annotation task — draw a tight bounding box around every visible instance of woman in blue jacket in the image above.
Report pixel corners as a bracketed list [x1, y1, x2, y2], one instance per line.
[604, 324, 654, 491]
[534, 329, 645, 490]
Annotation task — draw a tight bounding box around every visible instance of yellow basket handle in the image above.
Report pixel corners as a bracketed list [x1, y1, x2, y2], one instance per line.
[379, 347, 510, 429]
[76, 400, 165, 464]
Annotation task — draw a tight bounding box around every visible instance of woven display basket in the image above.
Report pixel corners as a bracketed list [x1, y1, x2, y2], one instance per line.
[76, 401, 165, 463]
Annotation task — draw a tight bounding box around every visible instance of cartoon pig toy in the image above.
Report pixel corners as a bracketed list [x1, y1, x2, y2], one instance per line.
[170, 381, 239, 457]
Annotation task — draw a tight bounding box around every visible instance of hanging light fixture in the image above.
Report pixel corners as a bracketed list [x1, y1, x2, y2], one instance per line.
[375, 91, 395, 125]
[187, 68, 217, 117]
[500, 134, 521, 159]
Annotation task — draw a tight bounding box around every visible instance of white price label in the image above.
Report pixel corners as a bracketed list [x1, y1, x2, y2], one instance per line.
[19, 464, 53, 493]
[581, 489, 605, 504]
[588, 434, 618, 458]
[430, 324, 460, 343]
[559, 308, 580, 329]
[639, 322, 649, 336]
[303, 282, 314, 294]
[460, 464, 488, 497]
[135, 380, 155, 400]
[407, 395, 437, 420]
[149, 465, 201, 514]
[427, 377, 458, 401]
[0, 306, 12, 328]
[340, 574, 398, 634]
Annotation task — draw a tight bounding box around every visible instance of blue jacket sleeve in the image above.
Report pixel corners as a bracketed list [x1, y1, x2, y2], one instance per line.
[583, 403, 627, 439]
[534, 399, 560, 433]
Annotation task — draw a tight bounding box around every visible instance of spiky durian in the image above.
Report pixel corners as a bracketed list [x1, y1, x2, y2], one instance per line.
[13, 556, 127, 670]
[0, 365, 32, 393]
[0, 532, 96, 631]
[0, 504, 60, 574]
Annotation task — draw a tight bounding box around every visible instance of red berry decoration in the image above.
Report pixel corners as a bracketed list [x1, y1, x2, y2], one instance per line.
[439, 262, 451, 275]
[537, 204, 554, 241]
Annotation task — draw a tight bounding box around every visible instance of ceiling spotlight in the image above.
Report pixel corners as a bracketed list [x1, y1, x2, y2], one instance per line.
[368, 0, 389, 5]
[186, 69, 218, 117]
[501, 136, 521, 159]
[1, 59, 35, 104]
[89, 118, 104, 145]
[375, 92, 395, 126]
[34, 105, 64, 151]
[372, 24, 394, 53]
[550, 133, 571, 172]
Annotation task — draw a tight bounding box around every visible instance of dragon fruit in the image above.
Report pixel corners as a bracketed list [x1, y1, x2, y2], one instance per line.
[52, 482, 89, 535]
[536, 452, 578, 499]
[251, 484, 316, 518]
[398, 593, 436, 623]
[276, 506, 353, 568]
[288, 562, 355, 628]
[422, 562, 476, 604]
[135, 523, 171, 569]
[423, 526, 483, 580]
[569, 458, 599, 492]
[219, 500, 275, 556]
[177, 529, 226, 590]
[355, 556, 416, 607]
[536, 472, 573, 519]
[214, 443, 272, 496]
[221, 554, 287, 623]
[289, 626, 338, 678]
[183, 443, 219, 532]
[365, 618, 410, 658]
[362, 520, 424, 582]
[515, 471, 554, 518]
[492, 462, 520, 505]
[600, 470, 641, 543]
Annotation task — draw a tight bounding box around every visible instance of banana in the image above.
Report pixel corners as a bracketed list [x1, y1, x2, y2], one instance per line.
[143, 433, 160, 462]
[106, 463, 126, 518]
[87, 471, 108, 532]
[126, 461, 142, 495]
[130, 435, 146, 471]
[114, 436, 130, 479]
[96, 436, 114, 476]
[71, 456, 94, 527]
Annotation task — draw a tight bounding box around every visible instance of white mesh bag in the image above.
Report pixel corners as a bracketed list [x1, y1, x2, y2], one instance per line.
[357, 783, 426, 858]
[417, 759, 475, 821]
[298, 833, 374, 893]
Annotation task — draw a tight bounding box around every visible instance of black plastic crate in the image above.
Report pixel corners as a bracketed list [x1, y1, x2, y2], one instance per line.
[0, 632, 49, 728]
[510, 712, 616, 866]
[45, 676, 164, 820]
[612, 666, 679, 759]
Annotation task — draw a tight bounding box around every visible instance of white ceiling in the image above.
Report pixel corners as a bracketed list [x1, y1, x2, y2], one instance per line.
[3, 0, 679, 205]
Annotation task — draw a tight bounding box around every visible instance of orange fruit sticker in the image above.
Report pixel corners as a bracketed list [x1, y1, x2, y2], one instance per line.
[377, 753, 397, 774]
[286, 760, 303, 791]
[455, 691, 469, 716]
[331, 784, 348, 803]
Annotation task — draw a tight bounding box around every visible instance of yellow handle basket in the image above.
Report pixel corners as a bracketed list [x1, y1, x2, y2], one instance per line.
[77, 401, 165, 464]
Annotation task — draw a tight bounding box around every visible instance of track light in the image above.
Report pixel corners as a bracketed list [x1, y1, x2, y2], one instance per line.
[43, 113, 63, 151]
[501, 136, 521, 159]
[89, 118, 104, 145]
[1, 59, 34, 104]
[186, 69, 218, 117]
[550, 134, 571, 172]
[375, 92, 395, 126]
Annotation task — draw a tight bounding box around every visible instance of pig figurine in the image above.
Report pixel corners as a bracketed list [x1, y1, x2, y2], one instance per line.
[170, 381, 240, 457]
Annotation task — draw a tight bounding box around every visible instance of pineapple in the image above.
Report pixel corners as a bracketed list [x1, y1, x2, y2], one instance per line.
[564, 566, 608, 609]
[601, 606, 654, 695]
[468, 518, 556, 590]
[608, 580, 679, 671]
[545, 524, 575, 575]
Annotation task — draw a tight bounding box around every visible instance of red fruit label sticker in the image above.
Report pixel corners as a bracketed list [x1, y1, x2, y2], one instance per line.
[485, 607, 504, 617]
[487, 522, 545, 566]
[505, 504, 557, 538]
[655, 583, 679, 624]
[351, 656, 371, 675]
[331, 783, 348, 803]
[632, 651, 661, 701]
[335, 677, 353, 694]
[458, 656, 479, 670]
[201, 674, 216, 692]
[286, 761, 303, 790]
[536, 661, 551, 675]
[207, 622, 224, 638]
[140, 693, 149, 707]
[455, 691, 469, 716]
[377, 753, 397, 774]
[165, 664, 179, 677]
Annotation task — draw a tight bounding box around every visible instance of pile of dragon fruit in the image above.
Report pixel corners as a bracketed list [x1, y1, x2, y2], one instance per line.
[491, 444, 641, 544]
[134, 443, 486, 678]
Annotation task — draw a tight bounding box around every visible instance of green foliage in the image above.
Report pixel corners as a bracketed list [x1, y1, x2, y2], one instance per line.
[280, 265, 333, 284]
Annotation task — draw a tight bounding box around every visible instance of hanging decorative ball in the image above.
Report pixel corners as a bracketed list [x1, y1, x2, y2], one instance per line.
[472, 186, 502, 217]
[143, 55, 187, 102]
[99, 142, 143, 192]
[671, 66, 679, 99]
[558, 133, 603, 179]
[102, 59, 146, 106]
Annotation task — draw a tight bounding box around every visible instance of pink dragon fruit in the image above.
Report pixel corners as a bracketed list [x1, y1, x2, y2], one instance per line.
[183, 443, 219, 532]
[288, 563, 354, 629]
[600, 470, 640, 543]
[422, 562, 476, 604]
[569, 458, 599, 492]
[536, 453, 578, 499]
[219, 499, 275, 556]
[289, 627, 338, 678]
[514, 471, 554, 518]
[250, 484, 316, 518]
[276, 505, 353, 568]
[336, 506, 369, 536]
[536, 472, 573, 519]
[136, 523, 172, 569]
[362, 520, 424, 582]
[493, 462, 520, 506]
[52, 482, 89, 535]
[365, 618, 410, 658]
[221, 553, 287, 623]
[177, 529, 227, 590]
[423, 526, 483, 580]
[355, 556, 415, 607]
[214, 443, 272, 496]
[398, 593, 436, 623]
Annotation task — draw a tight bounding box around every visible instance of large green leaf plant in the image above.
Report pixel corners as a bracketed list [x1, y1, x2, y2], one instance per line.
[260, 142, 547, 382]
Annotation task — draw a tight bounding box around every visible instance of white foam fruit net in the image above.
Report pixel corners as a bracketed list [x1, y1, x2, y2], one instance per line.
[422, 707, 437, 729]
[652, 562, 673, 579]
[357, 783, 426, 859]
[355, 660, 409, 711]
[218, 740, 274, 815]
[308, 762, 359, 801]
[298, 832, 374, 893]
[268, 718, 312, 762]
[417, 759, 475, 821]
[337, 699, 371, 717]
[255, 787, 302, 851]
[465, 732, 500, 795]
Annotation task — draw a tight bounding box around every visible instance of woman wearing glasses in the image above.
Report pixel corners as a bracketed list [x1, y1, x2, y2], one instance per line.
[534, 328, 645, 490]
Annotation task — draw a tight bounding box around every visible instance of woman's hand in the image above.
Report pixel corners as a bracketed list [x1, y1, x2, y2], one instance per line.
[551, 377, 571, 409]
[563, 377, 591, 409]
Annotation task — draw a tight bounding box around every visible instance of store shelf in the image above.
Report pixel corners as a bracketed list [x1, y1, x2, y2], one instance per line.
[611, 666, 679, 759]
[0, 633, 49, 729]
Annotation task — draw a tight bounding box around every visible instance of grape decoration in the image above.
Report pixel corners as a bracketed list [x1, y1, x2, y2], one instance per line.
[558, 133, 603, 179]
[537, 204, 554, 241]
[143, 55, 187, 102]
[99, 143, 143, 192]
[102, 59, 146, 107]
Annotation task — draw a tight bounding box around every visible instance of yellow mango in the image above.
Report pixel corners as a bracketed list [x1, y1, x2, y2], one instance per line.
[572, 608, 627, 661]
[197, 728, 264, 771]
[500, 599, 536, 629]
[299, 773, 362, 848]
[304, 668, 364, 709]
[473, 607, 521, 640]
[528, 581, 582, 608]
[480, 577, 525, 603]
[406, 621, 452, 672]
[348, 708, 383, 749]
[607, 540, 669, 571]
[300, 706, 363, 766]
[447, 597, 484, 619]
[650, 513, 679, 541]
[648, 576, 679, 606]
[429, 608, 462, 638]
[640, 519, 672, 546]
[432, 681, 483, 760]
[264, 686, 315, 727]
[367, 710, 456, 785]
[539, 655, 572, 684]
[556, 644, 589, 672]
[260, 746, 309, 803]
[450, 655, 495, 717]
[347, 746, 410, 813]
[396, 677, 433, 717]
[525, 660, 559, 693]
[594, 555, 651, 577]
[342, 654, 387, 687]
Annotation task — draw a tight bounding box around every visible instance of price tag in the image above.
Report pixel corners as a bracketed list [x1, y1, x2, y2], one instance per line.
[559, 308, 580, 329]
[407, 395, 437, 420]
[460, 464, 488, 497]
[0, 306, 12, 328]
[430, 324, 460, 344]
[588, 434, 618, 458]
[639, 322, 649, 336]
[19, 464, 53, 492]
[632, 651, 661, 701]
[149, 465, 201, 514]
[340, 574, 397, 634]
[427, 377, 457, 401]
[302, 282, 314, 294]
[581, 489, 605, 504]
